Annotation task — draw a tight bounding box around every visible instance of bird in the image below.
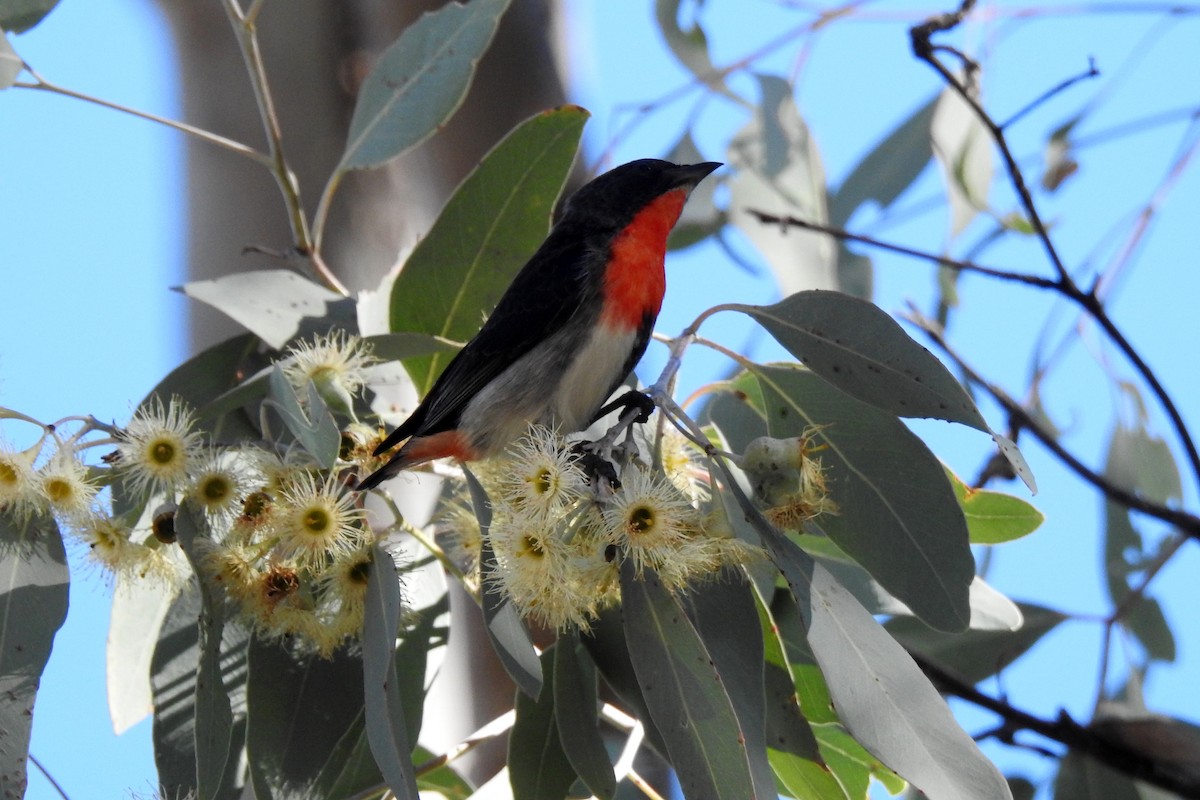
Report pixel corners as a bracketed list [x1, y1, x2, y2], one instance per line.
[356, 158, 722, 491]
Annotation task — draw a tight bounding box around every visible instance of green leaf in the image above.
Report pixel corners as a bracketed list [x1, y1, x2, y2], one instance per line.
[0, 0, 58, 33]
[829, 94, 938, 227]
[389, 105, 587, 393]
[753, 364, 974, 632]
[107, 572, 177, 734]
[245, 641, 366, 800]
[620, 563, 772, 800]
[684, 572, 778, 796]
[150, 583, 250, 800]
[413, 745, 473, 798]
[553, 635, 616, 800]
[735, 291, 990, 432]
[0, 29, 21, 89]
[753, 587, 824, 761]
[510, 644, 579, 800]
[339, 0, 512, 171]
[265, 366, 340, 469]
[946, 469, 1044, 544]
[0, 515, 68, 800]
[768, 588, 836, 725]
[728, 74, 837, 295]
[768, 749, 850, 800]
[362, 543, 419, 799]
[180, 270, 354, 350]
[1122, 596, 1176, 663]
[886, 602, 1067, 684]
[813, 723, 905, 798]
[700, 372, 770, 455]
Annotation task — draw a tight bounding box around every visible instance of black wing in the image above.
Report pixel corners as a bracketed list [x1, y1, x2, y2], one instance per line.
[376, 233, 600, 452]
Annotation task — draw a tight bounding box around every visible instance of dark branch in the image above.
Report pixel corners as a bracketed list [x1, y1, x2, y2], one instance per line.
[913, 653, 1200, 798]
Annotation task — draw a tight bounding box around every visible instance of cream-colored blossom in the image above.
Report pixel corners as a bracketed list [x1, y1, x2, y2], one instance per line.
[283, 331, 375, 419]
[38, 447, 98, 522]
[0, 443, 44, 522]
[274, 472, 369, 568]
[116, 397, 202, 500]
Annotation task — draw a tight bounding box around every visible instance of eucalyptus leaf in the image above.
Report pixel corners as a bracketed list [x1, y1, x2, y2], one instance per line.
[735, 290, 989, 431]
[654, 0, 741, 104]
[814, 723, 906, 797]
[753, 586, 823, 762]
[0, 29, 21, 88]
[553, 635, 616, 800]
[510, 645, 579, 800]
[931, 87, 994, 238]
[753, 364, 974, 632]
[339, 0, 512, 171]
[147, 333, 262, 443]
[390, 105, 587, 393]
[362, 542, 419, 799]
[180, 270, 353, 350]
[412, 744, 474, 798]
[768, 749, 850, 800]
[1123, 597, 1176, 663]
[728, 74, 837, 295]
[683, 572, 777, 796]
[108, 572, 178, 734]
[245, 640, 366, 800]
[172, 504, 240, 800]
[621, 562, 772, 800]
[946, 468, 1044, 544]
[150, 582, 250, 800]
[0, 514, 68, 799]
[264, 366, 340, 469]
[886, 602, 1067, 684]
[829, 94, 938, 227]
[0, 0, 58, 33]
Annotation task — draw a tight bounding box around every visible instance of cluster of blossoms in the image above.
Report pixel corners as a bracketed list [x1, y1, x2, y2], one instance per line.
[0, 332, 385, 657]
[439, 425, 765, 632]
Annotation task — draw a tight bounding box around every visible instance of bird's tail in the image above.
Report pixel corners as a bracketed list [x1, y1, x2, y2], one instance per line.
[356, 430, 477, 491]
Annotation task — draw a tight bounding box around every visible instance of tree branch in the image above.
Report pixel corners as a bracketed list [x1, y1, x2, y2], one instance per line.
[912, 652, 1200, 797]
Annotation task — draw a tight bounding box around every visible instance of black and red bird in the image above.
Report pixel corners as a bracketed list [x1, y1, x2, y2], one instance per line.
[357, 159, 721, 490]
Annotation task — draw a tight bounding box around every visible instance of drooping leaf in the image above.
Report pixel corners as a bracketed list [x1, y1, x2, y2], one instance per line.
[465, 468, 542, 698]
[0, 514, 68, 800]
[1122, 597, 1176, 663]
[736, 291, 991, 431]
[769, 749, 850, 800]
[0, 29, 21, 88]
[553, 635, 616, 800]
[1053, 749, 1142, 800]
[362, 543, 419, 799]
[829, 94, 938, 227]
[245, 641, 366, 800]
[683, 572, 778, 796]
[412, 745, 474, 798]
[813, 723, 906, 798]
[150, 582, 250, 800]
[389, 105, 588, 393]
[886, 602, 1067, 684]
[620, 562, 773, 800]
[752, 586, 823, 762]
[752, 363, 974, 632]
[728, 74, 837, 295]
[654, 0, 741, 103]
[0, 0, 59, 33]
[172, 504, 240, 800]
[339, 0, 512, 171]
[946, 468, 1044, 544]
[180, 270, 354, 350]
[509, 644, 579, 800]
[108, 572, 178, 734]
[264, 366, 340, 469]
[931, 87, 993, 238]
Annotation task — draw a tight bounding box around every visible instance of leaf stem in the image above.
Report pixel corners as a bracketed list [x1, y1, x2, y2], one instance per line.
[220, 0, 350, 297]
[13, 72, 270, 168]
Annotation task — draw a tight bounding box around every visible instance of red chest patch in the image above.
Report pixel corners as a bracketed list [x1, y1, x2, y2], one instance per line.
[600, 189, 688, 329]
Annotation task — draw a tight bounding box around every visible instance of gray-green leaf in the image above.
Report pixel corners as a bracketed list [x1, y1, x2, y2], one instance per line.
[339, 0, 512, 171]
[0, 0, 59, 33]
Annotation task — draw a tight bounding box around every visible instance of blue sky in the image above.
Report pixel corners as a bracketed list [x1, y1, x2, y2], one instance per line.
[4, 1, 1199, 798]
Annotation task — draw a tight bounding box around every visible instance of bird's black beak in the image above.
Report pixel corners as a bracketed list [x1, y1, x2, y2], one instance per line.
[670, 161, 722, 189]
